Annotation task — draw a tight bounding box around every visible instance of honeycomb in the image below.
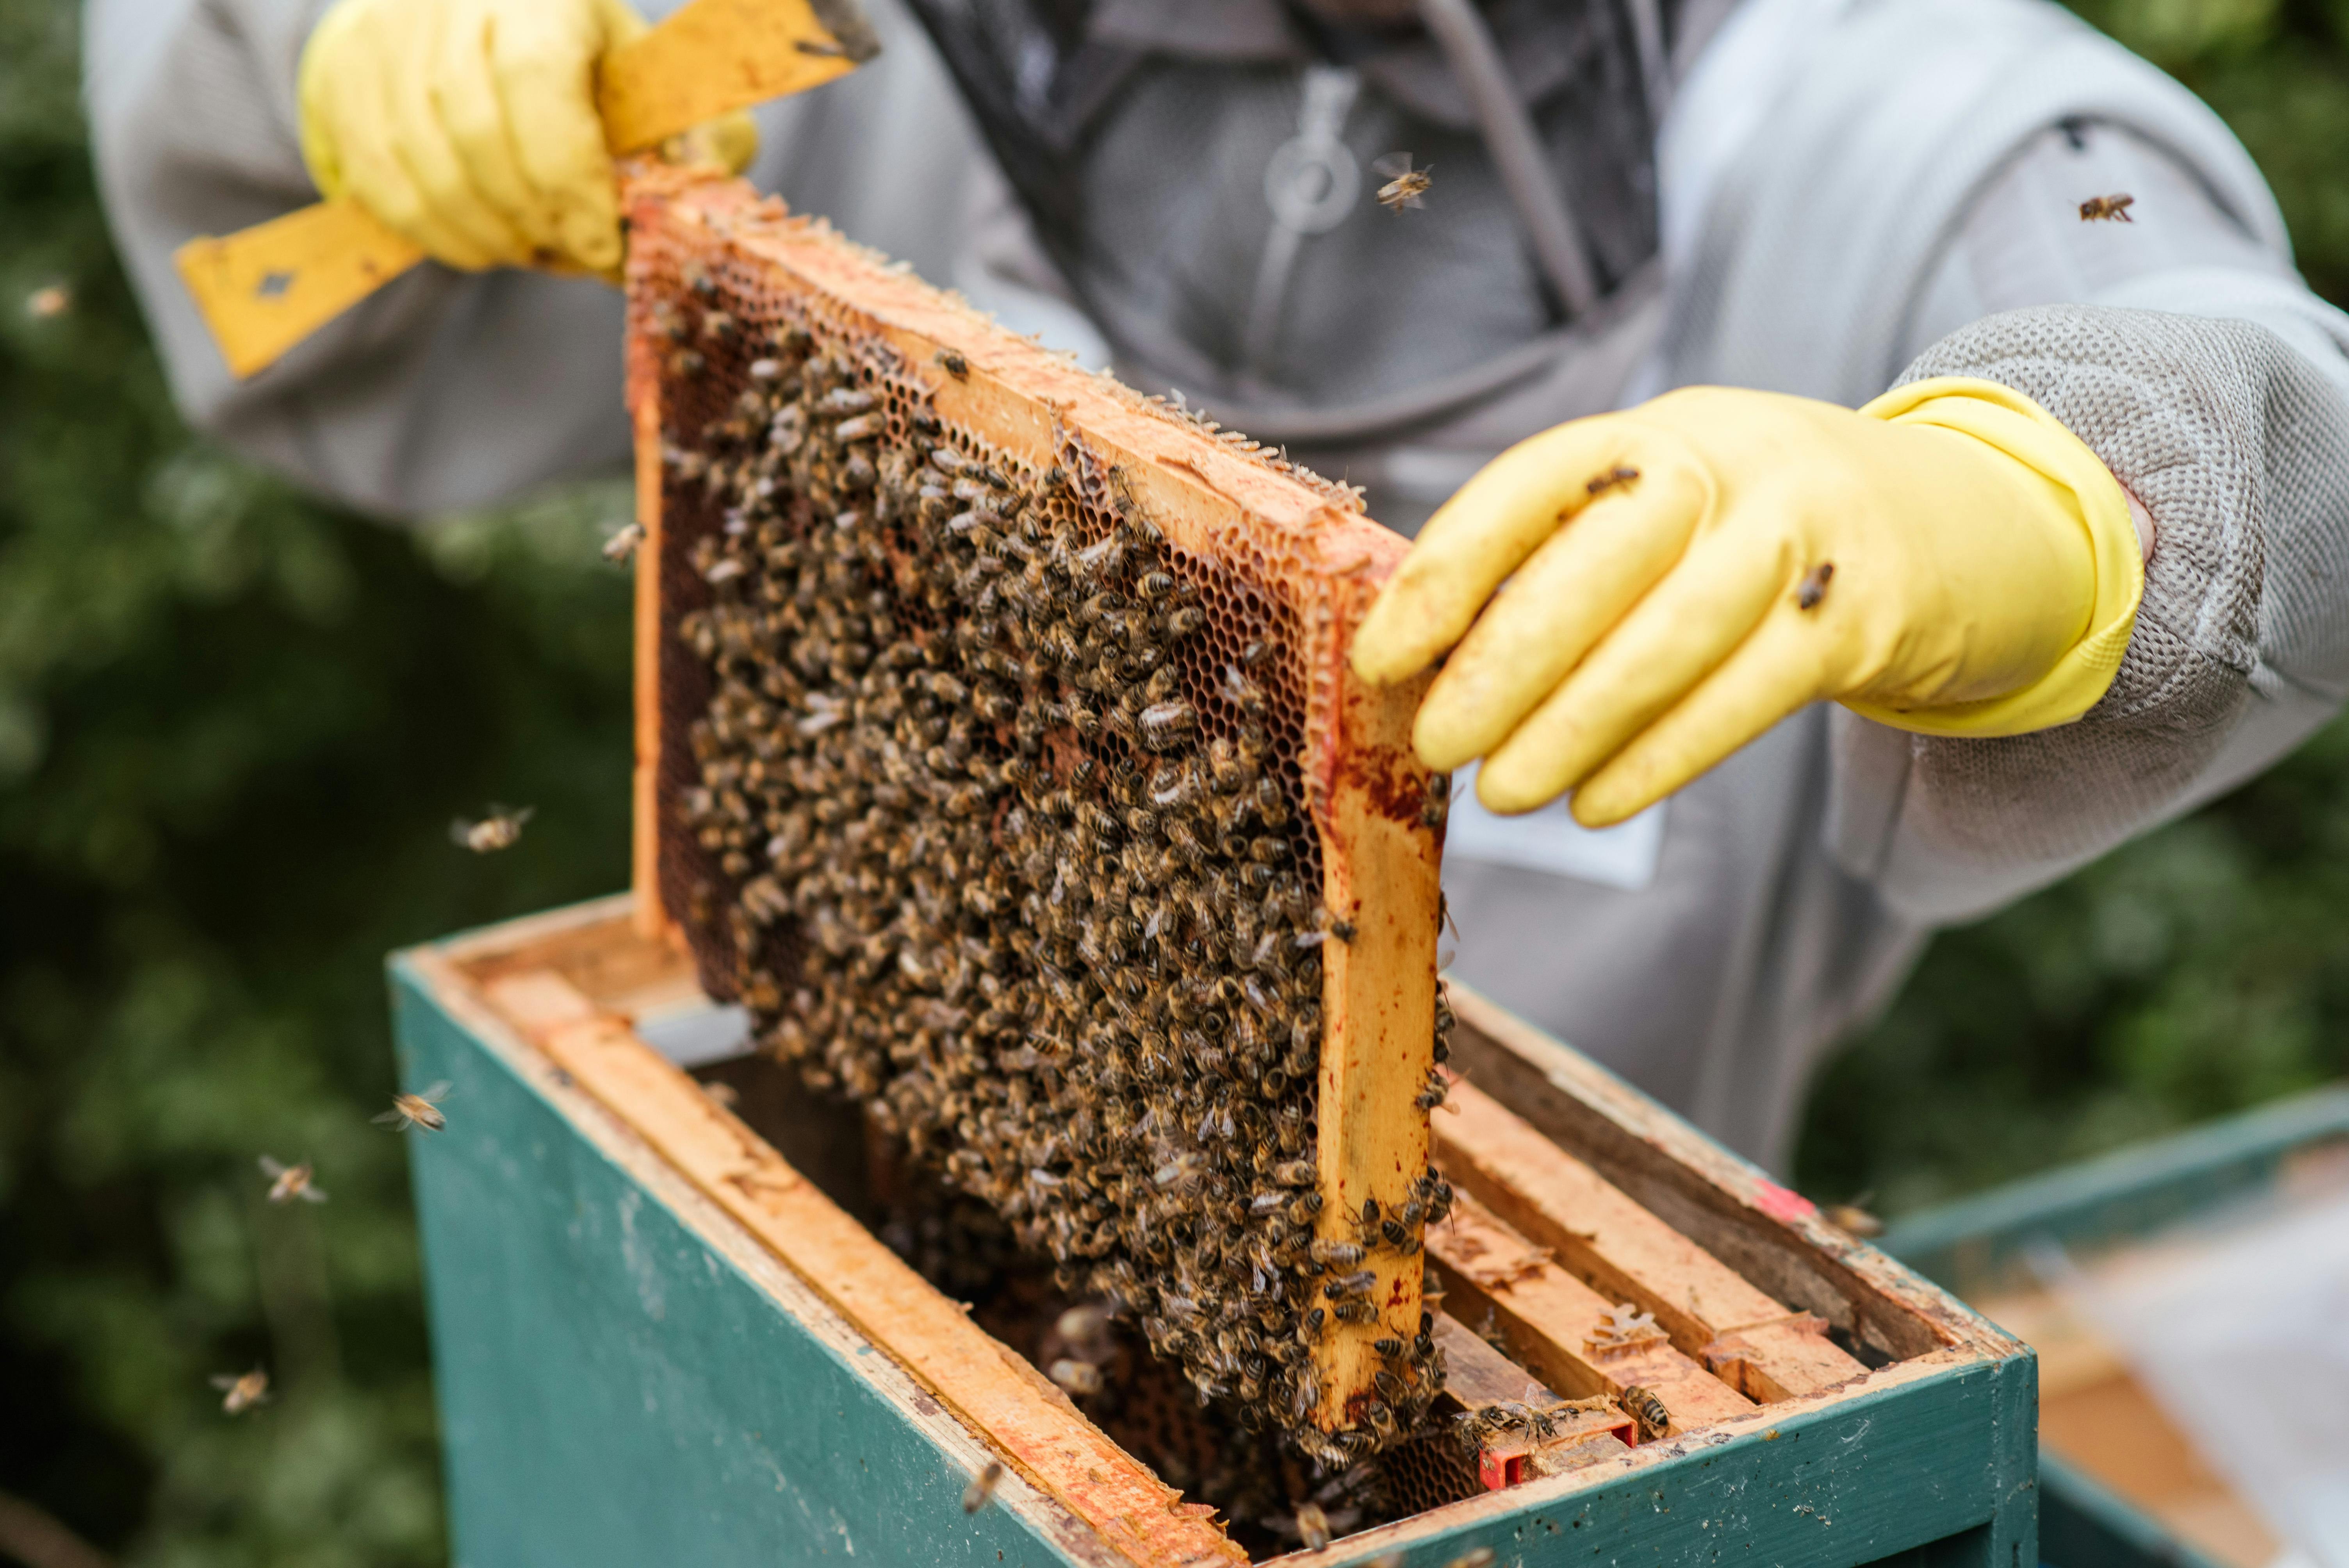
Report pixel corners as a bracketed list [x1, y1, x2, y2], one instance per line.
[622, 166, 1451, 1470]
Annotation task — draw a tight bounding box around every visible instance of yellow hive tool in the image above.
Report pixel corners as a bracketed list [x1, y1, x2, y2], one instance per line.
[174, 0, 879, 380]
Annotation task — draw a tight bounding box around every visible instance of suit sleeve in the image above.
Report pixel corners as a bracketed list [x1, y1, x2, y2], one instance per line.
[1837, 121, 2349, 923]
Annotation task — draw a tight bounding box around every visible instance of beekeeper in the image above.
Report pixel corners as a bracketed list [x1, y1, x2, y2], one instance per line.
[88, 0, 2349, 1169]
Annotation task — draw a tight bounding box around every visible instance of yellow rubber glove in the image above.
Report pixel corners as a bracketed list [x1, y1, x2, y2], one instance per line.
[296, 0, 758, 278]
[1351, 380, 2145, 827]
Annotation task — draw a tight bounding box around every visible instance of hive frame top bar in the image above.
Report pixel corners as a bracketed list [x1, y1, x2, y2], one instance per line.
[620, 164, 1446, 1448]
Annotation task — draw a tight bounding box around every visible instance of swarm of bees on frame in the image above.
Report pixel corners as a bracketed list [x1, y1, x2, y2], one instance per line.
[649, 253, 1456, 1480]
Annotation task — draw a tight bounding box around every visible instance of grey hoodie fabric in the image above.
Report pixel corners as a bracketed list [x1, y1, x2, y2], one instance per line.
[84, 0, 2349, 1168]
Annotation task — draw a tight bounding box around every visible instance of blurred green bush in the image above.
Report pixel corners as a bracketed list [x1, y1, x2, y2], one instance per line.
[1, 0, 635, 1557]
[3, 0, 2347, 1557]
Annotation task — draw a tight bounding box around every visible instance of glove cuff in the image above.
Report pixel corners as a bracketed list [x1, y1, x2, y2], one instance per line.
[1845, 375, 2146, 737]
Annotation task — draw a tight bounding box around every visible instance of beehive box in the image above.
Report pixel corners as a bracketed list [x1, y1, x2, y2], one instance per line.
[390, 898, 2036, 1567]
[1885, 1086, 2349, 1568]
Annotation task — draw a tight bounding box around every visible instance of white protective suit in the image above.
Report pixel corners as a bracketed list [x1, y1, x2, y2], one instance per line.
[86, 0, 2349, 1170]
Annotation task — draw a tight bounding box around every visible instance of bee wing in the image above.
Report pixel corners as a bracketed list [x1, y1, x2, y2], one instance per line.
[300, 1185, 329, 1203]
[421, 1080, 453, 1103]
[371, 1108, 405, 1126]
[257, 1155, 287, 1178]
[448, 817, 478, 846]
[512, 806, 536, 827]
[1372, 151, 1415, 179]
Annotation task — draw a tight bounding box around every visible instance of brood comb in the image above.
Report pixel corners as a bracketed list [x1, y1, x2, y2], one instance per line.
[623, 166, 1451, 1462]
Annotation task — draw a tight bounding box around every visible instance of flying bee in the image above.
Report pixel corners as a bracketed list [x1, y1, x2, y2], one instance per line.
[1796, 561, 1835, 611]
[601, 522, 647, 562]
[25, 283, 70, 318]
[1823, 1201, 1885, 1238]
[1296, 1501, 1332, 1551]
[2078, 192, 2135, 222]
[1372, 152, 1433, 214]
[1585, 464, 1640, 497]
[962, 1459, 1005, 1513]
[1047, 1358, 1103, 1396]
[450, 805, 534, 853]
[257, 1155, 326, 1205]
[210, 1368, 271, 1414]
[1619, 1383, 1671, 1440]
[375, 1080, 451, 1133]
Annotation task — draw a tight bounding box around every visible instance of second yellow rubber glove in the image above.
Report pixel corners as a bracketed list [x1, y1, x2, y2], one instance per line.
[297, 0, 757, 278]
[1351, 380, 2145, 827]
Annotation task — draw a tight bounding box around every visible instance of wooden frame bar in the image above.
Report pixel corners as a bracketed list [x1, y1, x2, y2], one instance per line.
[1427, 1191, 1756, 1436]
[1435, 1080, 1867, 1401]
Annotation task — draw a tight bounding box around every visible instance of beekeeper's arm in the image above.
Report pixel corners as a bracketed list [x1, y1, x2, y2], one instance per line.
[85, 0, 975, 518]
[1356, 4, 2349, 929]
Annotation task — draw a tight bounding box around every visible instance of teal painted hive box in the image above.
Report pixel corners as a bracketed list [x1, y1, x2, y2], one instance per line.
[1885, 1086, 2349, 1568]
[390, 896, 2038, 1568]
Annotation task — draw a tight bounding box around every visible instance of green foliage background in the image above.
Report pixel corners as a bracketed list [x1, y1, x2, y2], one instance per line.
[1, 0, 2345, 1558]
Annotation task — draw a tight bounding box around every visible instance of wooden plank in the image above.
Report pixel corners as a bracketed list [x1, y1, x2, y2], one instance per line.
[1426, 1191, 1754, 1438]
[630, 382, 668, 945]
[1436, 1078, 1866, 1400]
[1440, 980, 2017, 1367]
[1700, 1319, 1861, 1405]
[476, 967, 1245, 1568]
[1431, 1314, 1636, 1487]
[1314, 665, 1440, 1429]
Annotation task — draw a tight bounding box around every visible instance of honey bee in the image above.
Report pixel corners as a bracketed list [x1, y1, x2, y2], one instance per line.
[1823, 1201, 1884, 1238]
[1296, 1501, 1332, 1551]
[374, 1081, 451, 1133]
[25, 283, 70, 318]
[1795, 562, 1835, 611]
[450, 805, 534, 853]
[602, 521, 648, 563]
[962, 1459, 1005, 1513]
[1047, 1358, 1103, 1396]
[1584, 464, 1640, 497]
[1372, 153, 1433, 214]
[1055, 1302, 1113, 1347]
[934, 348, 970, 381]
[1619, 1383, 1671, 1440]
[210, 1368, 271, 1414]
[2078, 192, 2135, 222]
[258, 1155, 326, 1205]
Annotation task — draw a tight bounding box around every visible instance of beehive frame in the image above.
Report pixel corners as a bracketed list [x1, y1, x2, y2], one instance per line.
[620, 165, 1444, 1450]
[393, 900, 2038, 1568]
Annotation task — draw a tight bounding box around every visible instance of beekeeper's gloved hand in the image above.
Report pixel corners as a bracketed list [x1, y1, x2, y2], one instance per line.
[1351, 380, 2146, 826]
[297, 0, 758, 278]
